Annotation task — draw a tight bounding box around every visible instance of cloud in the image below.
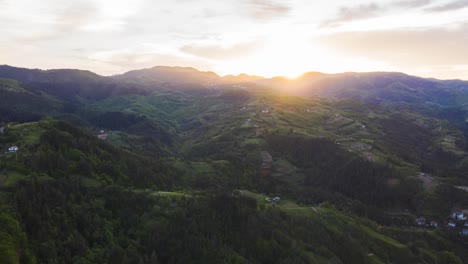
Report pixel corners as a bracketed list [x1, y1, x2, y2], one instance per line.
[317, 23, 468, 66]
[180, 41, 263, 60]
[86, 48, 212, 74]
[321, 3, 382, 27]
[321, 0, 436, 28]
[56, 1, 99, 32]
[201, 8, 220, 18]
[12, 1, 100, 44]
[391, 0, 432, 8]
[244, 0, 291, 20]
[426, 0, 468, 12]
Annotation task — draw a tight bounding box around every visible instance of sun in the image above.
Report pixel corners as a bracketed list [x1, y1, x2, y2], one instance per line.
[215, 32, 395, 78]
[215, 33, 321, 78]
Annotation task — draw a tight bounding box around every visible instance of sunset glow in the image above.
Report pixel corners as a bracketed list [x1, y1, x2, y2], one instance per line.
[1, 0, 468, 79]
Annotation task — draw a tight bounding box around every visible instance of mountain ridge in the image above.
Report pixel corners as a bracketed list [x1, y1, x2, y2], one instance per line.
[3, 64, 468, 82]
[1, 63, 468, 263]
[2, 64, 468, 109]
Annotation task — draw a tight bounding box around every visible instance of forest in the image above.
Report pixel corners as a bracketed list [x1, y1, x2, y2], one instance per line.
[1, 66, 468, 263]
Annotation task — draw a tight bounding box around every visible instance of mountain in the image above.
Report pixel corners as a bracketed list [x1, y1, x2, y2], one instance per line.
[0, 78, 63, 122]
[0, 65, 105, 83]
[112, 66, 221, 86]
[113, 66, 267, 92]
[221, 73, 264, 83]
[256, 71, 468, 106]
[1, 65, 468, 263]
[3, 64, 468, 106]
[2, 120, 467, 264]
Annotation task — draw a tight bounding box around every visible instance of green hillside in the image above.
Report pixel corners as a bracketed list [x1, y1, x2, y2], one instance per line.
[0, 66, 468, 263]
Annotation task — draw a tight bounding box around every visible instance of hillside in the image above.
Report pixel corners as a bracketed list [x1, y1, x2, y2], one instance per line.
[254, 72, 468, 107]
[0, 65, 104, 84]
[1, 65, 468, 263]
[112, 66, 220, 86]
[0, 121, 466, 263]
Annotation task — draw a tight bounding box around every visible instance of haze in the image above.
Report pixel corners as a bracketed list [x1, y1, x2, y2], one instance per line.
[1, 0, 467, 79]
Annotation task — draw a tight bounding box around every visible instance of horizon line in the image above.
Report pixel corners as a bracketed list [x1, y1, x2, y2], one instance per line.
[1, 64, 466, 82]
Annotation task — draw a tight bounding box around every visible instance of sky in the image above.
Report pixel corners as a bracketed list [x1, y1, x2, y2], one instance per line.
[0, 0, 468, 79]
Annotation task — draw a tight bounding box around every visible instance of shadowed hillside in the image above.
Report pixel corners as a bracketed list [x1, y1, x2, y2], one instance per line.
[0, 65, 468, 263]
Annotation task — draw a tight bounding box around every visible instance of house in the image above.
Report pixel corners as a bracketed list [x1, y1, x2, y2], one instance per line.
[0, 127, 4, 134]
[97, 130, 108, 140]
[8, 146, 18, 153]
[430, 221, 438, 228]
[416, 217, 426, 226]
[448, 221, 456, 228]
[272, 197, 281, 204]
[451, 211, 466, 220]
[462, 229, 468, 235]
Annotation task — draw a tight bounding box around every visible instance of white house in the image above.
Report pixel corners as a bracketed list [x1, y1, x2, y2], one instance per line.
[451, 211, 466, 220]
[8, 146, 18, 153]
[416, 217, 426, 226]
[272, 197, 281, 204]
[448, 221, 456, 228]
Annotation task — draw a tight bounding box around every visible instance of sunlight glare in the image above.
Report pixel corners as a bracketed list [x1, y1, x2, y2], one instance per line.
[216, 30, 396, 78]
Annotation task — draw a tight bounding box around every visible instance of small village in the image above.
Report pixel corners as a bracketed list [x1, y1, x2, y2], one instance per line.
[416, 210, 468, 236]
[259, 147, 468, 238]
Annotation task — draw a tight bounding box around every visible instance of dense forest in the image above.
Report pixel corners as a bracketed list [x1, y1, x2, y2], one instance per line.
[1, 66, 468, 263]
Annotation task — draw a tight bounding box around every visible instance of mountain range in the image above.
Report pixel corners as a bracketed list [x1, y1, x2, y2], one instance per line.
[3, 64, 468, 103]
[0, 64, 468, 264]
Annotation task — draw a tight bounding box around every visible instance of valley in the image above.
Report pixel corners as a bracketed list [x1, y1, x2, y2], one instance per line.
[0, 65, 468, 263]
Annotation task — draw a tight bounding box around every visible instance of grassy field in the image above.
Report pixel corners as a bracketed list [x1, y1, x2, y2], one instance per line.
[239, 189, 320, 215]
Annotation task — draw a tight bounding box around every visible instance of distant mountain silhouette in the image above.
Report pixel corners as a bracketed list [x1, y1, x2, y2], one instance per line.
[1, 64, 468, 106]
[256, 71, 468, 106]
[0, 65, 104, 83]
[112, 66, 220, 86]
